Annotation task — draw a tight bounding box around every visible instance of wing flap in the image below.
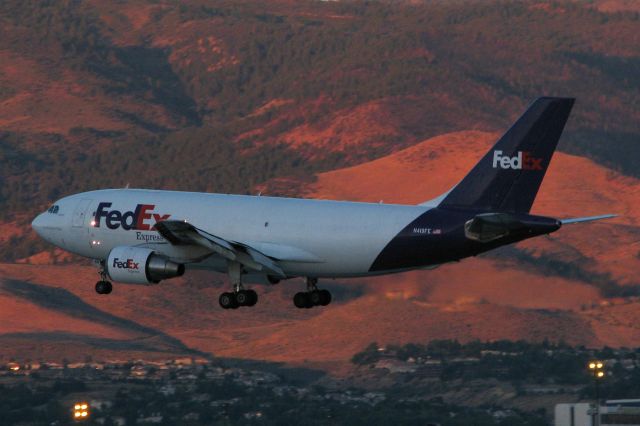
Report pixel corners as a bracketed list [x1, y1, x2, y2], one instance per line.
[154, 220, 286, 277]
[155, 220, 236, 260]
[243, 246, 285, 277]
[242, 241, 324, 263]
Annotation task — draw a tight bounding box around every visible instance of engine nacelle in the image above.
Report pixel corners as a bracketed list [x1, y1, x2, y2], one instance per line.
[106, 246, 185, 284]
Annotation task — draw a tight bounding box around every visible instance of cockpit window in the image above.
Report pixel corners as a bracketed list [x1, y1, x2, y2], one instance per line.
[47, 205, 59, 214]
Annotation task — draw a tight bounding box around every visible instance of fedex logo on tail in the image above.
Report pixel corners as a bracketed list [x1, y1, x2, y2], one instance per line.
[94, 202, 170, 230]
[492, 150, 543, 170]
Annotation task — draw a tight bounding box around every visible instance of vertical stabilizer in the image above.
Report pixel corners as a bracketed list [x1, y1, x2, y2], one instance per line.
[438, 97, 574, 213]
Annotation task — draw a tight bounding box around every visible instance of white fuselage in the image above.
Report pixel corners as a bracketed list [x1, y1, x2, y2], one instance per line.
[30, 98, 603, 302]
[32, 189, 432, 278]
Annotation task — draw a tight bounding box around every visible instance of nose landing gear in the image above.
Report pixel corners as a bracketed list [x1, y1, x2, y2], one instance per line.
[293, 277, 332, 309]
[95, 280, 112, 294]
[95, 262, 112, 295]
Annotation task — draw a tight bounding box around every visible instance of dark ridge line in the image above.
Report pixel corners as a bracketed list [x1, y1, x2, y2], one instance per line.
[0, 279, 212, 359]
[0, 331, 188, 354]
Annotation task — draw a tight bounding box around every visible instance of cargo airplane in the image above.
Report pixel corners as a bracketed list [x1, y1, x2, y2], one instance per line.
[32, 97, 614, 310]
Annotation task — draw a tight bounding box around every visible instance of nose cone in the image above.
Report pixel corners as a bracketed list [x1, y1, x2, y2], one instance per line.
[31, 213, 46, 236]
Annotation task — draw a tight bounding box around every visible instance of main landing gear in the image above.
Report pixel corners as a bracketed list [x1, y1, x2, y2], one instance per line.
[219, 262, 258, 310]
[217, 266, 332, 310]
[95, 262, 112, 295]
[219, 289, 258, 309]
[293, 277, 331, 309]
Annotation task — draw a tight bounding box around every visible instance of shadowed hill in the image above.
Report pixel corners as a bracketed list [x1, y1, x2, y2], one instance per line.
[0, 278, 208, 358]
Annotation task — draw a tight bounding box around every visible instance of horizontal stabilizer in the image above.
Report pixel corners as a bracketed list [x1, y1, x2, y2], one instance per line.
[464, 212, 561, 243]
[560, 214, 617, 225]
[465, 213, 523, 243]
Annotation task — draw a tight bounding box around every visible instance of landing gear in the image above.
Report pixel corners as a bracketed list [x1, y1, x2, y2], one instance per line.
[95, 261, 112, 295]
[236, 289, 258, 306]
[219, 262, 259, 310]
[219, 289, 258, 309]
[95, 280, 112, 294]
[293, 277, 332, 309]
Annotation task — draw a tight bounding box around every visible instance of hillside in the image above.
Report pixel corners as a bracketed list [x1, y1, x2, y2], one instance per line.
[1, 0, 639, 245]
[1, 130, 639, 367]
[0, 0, 638, 369]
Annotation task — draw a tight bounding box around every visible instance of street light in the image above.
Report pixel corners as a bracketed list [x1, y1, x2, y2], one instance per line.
[588, 360, 605, 426]
[588, 360, 605, 401]
[73, 402, 89, 421]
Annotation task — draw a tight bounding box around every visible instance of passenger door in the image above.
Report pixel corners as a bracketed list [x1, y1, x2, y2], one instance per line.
[72, 199, 92, 227]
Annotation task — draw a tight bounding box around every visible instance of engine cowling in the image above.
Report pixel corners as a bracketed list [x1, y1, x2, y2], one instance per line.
[106, 246, 185, 284]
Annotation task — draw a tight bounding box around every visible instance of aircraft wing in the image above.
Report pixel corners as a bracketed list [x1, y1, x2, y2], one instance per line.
[154, 220, 286, 277]
[559, 214, 617, 225]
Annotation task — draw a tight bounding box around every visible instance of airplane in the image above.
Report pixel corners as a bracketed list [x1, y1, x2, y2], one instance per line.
[31, 97, 615, 310]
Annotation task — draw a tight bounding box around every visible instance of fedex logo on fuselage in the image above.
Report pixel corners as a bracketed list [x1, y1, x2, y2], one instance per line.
[94, 202, 170, 230]
[492, 150, 543, 170]
[112, 258, 139, 270]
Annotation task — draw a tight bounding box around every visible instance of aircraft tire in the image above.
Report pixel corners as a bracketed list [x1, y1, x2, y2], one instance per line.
[309, 290, 322, 306]
[293, 292, 308, 309]
[95, 280, 111, 294]
[219, 292, 238, 309]
[236, 290, 249, 306]
[319, 289, 331, 306]
[246, 289, 258, 307]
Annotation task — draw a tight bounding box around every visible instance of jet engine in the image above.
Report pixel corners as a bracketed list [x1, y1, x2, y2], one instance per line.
[106, 246, 185, 284]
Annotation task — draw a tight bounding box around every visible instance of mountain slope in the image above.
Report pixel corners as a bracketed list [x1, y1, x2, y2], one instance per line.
[1, 0, 640, 235]
[1, 130, 639, 366]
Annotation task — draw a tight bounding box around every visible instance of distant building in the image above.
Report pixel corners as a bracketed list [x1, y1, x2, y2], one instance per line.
[555, 399, 640, 426]
[43, 362, 63, 369]
[555, 403, 592, 426]
[174, 357, 193, 366]
[90, 399, 113, 410]
[137, 414, 163, 423]
[601, 400, 640, 425]
[130, 365, 148, 378]
[6, 362, 21, 371]
[67, 362, 87, 369]
[373, 359, 418, 374]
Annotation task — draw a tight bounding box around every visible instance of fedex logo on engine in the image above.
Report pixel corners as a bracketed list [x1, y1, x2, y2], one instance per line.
[112, 258, 140, 270]
[94, 202, 170, 230]
[492, 150, 543, 170]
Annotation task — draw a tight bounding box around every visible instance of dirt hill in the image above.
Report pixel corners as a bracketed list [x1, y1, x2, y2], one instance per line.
[0, 0, 638, 369]
[1, 0, 639, 243]
[1, 130, 638, 368]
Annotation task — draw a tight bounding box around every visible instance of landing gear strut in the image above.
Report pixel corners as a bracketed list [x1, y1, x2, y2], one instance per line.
[95, 261, 112, 295]
[219, 262, 258, 309]
[293, 277, 331, 309]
